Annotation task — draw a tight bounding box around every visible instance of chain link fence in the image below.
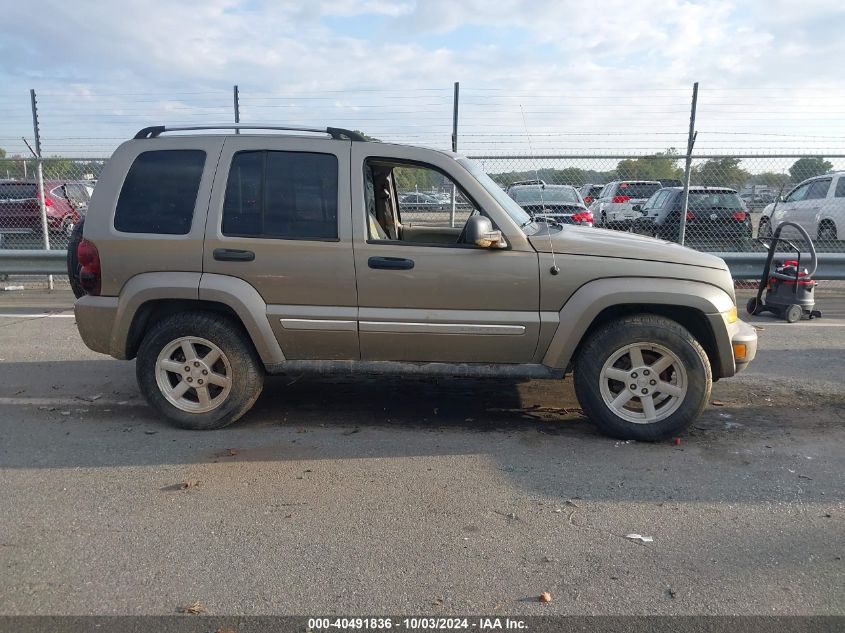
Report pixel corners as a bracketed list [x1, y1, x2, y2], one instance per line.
[469, 154, 845, 253]
[0, 158, 102, 252]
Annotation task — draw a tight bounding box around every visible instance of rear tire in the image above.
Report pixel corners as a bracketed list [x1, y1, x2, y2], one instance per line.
[785, 304, 802, 323]
[66, 218, 85, 299]
[574, 314, 711, 441]
[818, 221, 837, 243]
[136, 312, 264, 430]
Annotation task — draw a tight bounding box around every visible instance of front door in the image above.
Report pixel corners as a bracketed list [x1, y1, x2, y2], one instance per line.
[350, 143, 541, 363]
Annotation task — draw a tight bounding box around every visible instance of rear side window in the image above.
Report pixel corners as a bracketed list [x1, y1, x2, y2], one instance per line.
[222, 150, 338, 240]
[114, 150, 206, 235]
[836, 178, 845, 198]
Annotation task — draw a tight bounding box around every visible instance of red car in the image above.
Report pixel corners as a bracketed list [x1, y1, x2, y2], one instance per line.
[0, 179, 89, 238]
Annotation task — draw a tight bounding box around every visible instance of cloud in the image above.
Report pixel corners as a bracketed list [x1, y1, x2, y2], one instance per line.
[0, 0, 842, 157]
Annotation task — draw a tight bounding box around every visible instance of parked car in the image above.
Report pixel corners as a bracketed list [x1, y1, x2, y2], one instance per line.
[507, 183, 593, 226]
[658, 179, 683, 188]
[759, 172, 844, 242]
[397, 192, 447, 212]
[0, 179, 87, 238]
[504, 179, 545, 194]
[589, 180, 663, 228]
[70, 123, 756, 441]
[740, 191, 776, 211]
[634, 187, 752, 250]
[578, 183, 604, 207]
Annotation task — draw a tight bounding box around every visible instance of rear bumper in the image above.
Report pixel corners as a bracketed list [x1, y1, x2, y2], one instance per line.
[74, 295, 119, 357]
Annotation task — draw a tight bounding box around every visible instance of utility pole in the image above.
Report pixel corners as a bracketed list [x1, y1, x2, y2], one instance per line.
[678, 82, 699, 246]
[31, 89, 52, 290]
[450, 81, 460, 227]
[233, 85, 240, 134]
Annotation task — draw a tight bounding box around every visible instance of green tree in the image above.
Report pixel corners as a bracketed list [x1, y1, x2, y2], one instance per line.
[615, 149, 683, 181]
[754, 171, 790, 188]
[788, 157, 832, 182]
[690, 157, 749, 189]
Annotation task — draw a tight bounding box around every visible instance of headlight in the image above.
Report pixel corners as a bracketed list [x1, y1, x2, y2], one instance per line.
[723, 306, 738, 324]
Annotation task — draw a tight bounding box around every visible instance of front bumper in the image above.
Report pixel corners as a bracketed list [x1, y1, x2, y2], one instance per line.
[731, 318, 758, 373]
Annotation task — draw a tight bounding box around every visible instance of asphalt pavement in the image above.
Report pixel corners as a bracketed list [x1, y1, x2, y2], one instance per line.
[0, 288, 842, 617]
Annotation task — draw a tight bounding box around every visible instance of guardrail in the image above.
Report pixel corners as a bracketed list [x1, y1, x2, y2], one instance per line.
[0, 250, 68, 275]
[1, 250, 844, 279]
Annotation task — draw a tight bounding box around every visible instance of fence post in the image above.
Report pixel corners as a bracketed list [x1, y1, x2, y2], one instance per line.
[233, 85, 240, 134]
[30, 88, 53, 290]
[679, 81, 699, 246]
[450, 81, 459, 227]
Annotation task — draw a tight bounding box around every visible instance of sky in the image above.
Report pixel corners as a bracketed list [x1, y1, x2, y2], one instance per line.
[1, 0, 844, 161]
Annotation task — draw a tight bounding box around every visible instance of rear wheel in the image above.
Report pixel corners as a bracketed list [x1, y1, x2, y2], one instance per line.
[66, 218, 85, 299]
[818, 221, 837, 243]
[136, 312, 264, 430]
[785, 304, 802, 323]
[574, 315, 711, 441]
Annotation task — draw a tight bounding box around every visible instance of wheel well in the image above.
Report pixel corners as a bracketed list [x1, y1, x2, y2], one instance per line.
[125, 299, 250, 360]
[570, 303, 720, 377]
[818, 218, 837, 236]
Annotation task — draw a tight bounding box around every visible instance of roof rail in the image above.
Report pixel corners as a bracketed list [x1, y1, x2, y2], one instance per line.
[133, 124, 368, 141]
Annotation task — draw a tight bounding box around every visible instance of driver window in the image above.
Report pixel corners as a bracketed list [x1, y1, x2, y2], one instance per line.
[364, 159, 482, 246]
[785, 183, 810, 203]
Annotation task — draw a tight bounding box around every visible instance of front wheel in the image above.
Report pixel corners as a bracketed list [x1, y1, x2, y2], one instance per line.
[574, 315, 712, 441]
[136, 312, 264, 430]
[758, 217, 772, 239]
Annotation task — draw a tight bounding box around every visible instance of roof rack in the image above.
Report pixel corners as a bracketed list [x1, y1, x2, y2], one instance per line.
[133, 124, 368, 141]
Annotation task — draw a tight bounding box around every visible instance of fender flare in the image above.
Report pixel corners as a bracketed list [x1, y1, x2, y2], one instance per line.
[542, 277, 735, 371]
[109, 271, 285, 365]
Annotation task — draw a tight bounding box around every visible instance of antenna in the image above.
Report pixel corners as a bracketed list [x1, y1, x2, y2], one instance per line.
[520, 106, 560, 275]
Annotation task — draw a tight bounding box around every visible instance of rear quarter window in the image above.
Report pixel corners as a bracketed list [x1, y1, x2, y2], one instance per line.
[114, 150, 206, 235]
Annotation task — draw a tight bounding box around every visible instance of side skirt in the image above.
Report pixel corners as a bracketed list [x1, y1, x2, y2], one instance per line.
[264, 360, 565, 380]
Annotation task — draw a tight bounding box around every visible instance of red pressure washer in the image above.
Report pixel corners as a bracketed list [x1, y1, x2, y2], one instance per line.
[746, 221, 821, 323]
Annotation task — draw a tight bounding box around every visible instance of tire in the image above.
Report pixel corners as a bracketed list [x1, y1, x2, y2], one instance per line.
[758, 217, 772, 239]
[136, 312, 264, 430]
[818, 221, 837, 243]
[785, 304, 802, 323]
[574, 314, 712, 441]
[66, 217, 86, 299]
[746, 297, 761, 316]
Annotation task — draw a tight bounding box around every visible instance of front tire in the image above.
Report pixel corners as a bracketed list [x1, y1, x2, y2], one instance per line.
[758, 217, 772, 239]
[574, 314, 712, 441]
[136, 312, 264, 430]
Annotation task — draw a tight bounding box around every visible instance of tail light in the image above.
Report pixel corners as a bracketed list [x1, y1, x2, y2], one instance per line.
[612, 195, 631, 203]
[686, 211, 695, 221]
[732, 211, 747, 221]
[583, 196, 593, 205]
[77, 238, 101, 296]
[571, 211, 594, 225]
[36, 191, 53, 206]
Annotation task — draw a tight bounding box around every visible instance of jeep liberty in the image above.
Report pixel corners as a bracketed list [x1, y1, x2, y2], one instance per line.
[69, 124, 757, 440]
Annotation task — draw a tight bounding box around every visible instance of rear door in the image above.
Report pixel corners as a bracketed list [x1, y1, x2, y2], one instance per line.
[799, 178, 831, 235]
[203, 136, 358, 360]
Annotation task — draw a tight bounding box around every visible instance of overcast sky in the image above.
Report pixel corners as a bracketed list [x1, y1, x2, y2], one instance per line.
[1, 0, 844, 159]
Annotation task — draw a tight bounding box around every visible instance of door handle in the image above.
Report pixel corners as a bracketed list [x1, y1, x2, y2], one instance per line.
[213, 248, 255, 262]
[368, 256, 414, 270]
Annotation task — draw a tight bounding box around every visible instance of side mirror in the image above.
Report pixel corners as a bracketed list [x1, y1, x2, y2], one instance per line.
[779, 195, 785, 203]
[632, 204, 642, 212]
[465, 215, 506, 249]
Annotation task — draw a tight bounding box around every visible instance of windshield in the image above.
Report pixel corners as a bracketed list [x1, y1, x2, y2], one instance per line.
[511, 186, 580, 205]
[457, 158, 534, 231]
